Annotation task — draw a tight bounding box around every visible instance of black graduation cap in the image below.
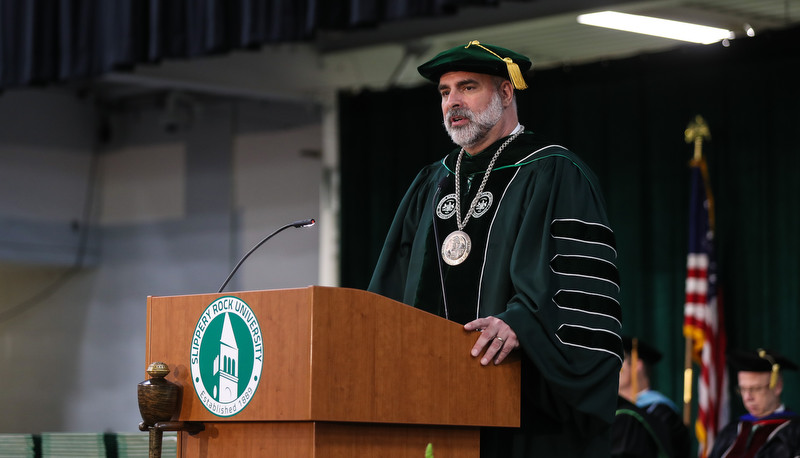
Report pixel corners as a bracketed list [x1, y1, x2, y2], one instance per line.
[622, 336, 663, 365]
[729, 348, 798, 388]
[729, 348, 798, 372]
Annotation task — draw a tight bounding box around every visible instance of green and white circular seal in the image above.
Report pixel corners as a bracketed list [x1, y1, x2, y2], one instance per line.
[190, 296, 263, 417]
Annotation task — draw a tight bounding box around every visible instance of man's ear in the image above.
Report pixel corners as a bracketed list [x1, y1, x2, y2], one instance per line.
[774, 375, 784, 397]
[500, 80, 515, 107]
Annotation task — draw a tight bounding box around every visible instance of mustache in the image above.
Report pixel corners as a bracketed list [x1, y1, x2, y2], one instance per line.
[446, 108, 473, 126]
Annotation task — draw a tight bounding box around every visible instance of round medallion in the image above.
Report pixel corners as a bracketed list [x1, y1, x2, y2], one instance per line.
[441, 230, 472, 266]
[190, 296, 263, 417]
[436, 193, 458, 219]
[471, 192, 494, 218]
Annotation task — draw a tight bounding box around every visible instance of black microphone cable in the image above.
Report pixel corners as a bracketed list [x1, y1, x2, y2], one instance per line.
[218, 218, 315, 293]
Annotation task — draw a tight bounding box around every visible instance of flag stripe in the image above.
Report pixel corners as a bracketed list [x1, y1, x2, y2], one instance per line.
[683, 159, 728, 458]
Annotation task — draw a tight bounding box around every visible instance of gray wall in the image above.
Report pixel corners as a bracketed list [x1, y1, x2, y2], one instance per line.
[0, 88, 322, 433]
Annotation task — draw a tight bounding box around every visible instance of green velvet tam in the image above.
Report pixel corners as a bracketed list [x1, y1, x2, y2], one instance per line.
[417, 40, 531, 89]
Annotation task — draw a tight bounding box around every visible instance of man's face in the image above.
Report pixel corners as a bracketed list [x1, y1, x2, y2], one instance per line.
[737, 371, 782, 418]
[618, 354, 631, 393]
[438, 71, 505, 149]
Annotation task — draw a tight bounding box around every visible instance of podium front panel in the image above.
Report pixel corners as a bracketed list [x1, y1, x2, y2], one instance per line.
[145, 286, 520, 427]
[178, 422, 480, 458]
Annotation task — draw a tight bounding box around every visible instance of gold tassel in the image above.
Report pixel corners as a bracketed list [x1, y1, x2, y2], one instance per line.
[503, 57, 528, 90]
[466, 40, 528, 90]
[758, 349, 780, 389]
[631, 338, 639, 403]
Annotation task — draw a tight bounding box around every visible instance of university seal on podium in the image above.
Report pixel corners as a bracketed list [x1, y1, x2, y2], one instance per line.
[190, 296, 263, 417]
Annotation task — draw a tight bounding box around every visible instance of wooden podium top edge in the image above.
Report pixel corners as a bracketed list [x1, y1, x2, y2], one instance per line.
[147, 285, 372, 300]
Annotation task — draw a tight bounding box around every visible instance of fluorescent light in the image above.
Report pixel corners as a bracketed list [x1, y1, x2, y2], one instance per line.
[577, 11, 735, 44]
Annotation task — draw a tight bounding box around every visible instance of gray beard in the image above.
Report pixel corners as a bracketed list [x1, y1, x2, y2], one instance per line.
[444, 91, 504, 149]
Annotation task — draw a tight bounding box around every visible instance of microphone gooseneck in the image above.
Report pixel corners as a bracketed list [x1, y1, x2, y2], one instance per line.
[217, 218, 316, 293]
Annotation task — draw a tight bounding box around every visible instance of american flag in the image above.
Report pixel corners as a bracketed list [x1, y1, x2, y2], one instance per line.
[683, 157, 729, 458]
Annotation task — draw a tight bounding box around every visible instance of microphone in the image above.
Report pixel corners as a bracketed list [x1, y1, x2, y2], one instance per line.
[217, 218, 316, 293]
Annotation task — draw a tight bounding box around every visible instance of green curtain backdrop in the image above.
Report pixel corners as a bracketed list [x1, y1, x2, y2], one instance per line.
[339, 25, 800, 427]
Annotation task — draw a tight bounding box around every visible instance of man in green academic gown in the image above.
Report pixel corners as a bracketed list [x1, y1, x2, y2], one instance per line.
[368, 41, 623, 457]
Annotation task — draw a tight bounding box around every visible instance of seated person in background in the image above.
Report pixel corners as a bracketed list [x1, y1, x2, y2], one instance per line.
[618, 336, 691, 458]
[612, 395, 672, 458]
[709, 348, 800, 458]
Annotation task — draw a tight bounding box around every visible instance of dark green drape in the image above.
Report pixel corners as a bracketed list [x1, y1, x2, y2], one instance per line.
[340, 24, 800, 428]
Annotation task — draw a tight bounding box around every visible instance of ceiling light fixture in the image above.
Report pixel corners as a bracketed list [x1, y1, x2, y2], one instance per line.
[577, 11, 735, 45]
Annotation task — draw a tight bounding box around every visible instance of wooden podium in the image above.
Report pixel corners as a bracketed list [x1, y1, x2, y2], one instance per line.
[145, 286, 520, 457]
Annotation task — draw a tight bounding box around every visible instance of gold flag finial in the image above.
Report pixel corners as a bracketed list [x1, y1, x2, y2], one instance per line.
[685, 115, 711, 162]
[684, 114, 716, 232]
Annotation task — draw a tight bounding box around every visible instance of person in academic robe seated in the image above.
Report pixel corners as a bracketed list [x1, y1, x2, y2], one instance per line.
[617, 336, 691, 458]
[708, 348, 800, 458]
[612, 395, 673, 458]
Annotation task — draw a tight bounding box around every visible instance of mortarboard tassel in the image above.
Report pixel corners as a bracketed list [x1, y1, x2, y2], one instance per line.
[466, 40, 528, 90]
[503, 57, 528, 90]
[758, 349, 780, 389]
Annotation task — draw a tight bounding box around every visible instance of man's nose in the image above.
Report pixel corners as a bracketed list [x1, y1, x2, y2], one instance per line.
[444, 93, 462, 110]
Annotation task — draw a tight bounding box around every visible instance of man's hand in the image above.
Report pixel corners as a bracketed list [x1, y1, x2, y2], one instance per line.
[464, 316, 518, 365]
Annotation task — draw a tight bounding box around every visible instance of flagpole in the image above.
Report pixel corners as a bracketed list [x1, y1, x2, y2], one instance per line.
[683, 115, 711, 426]
[683, 339, 692, 425]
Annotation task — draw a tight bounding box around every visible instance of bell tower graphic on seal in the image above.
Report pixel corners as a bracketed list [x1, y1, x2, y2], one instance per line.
[213, 313, 239, 403]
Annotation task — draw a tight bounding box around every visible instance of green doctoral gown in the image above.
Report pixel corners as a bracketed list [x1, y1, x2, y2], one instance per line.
[368, 130, 623, 457]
